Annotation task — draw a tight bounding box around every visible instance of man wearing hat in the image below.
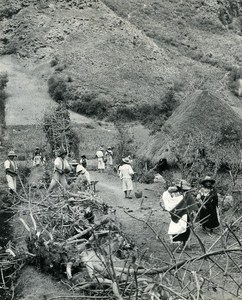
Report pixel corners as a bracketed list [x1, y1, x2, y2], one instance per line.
[4, 151, 18, 193]
[48, 148, 71, 193]
[73, 162, 91, 191]
[118, 157, 134, 199]
[197, 176, 219, 233]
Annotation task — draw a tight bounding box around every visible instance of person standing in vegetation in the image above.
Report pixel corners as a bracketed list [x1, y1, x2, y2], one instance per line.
[4, 151, 18, 193]
[80, 155, 87, 168]
[162, 180, 198, 251]
[118, 157, 134, 199]
[74, 162, 91, 191]
[96, 146, 105, 173]
[48, 148, 71, 193]
[197, 176, 220, 233]
[33, 147, 43, 167]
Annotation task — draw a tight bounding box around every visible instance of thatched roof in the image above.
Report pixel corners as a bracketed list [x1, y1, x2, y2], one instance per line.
[138, 90, 242, 164]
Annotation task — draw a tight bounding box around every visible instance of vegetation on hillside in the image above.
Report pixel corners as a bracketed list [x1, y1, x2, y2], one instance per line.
[43, 104, 80, 157]
[0, 72, 8, 141]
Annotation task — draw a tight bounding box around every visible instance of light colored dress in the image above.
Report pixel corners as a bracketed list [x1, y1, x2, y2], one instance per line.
[96, 150, 105, 170]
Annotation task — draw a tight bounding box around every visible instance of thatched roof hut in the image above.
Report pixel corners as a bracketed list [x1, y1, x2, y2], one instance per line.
[138, 90, 242, 168]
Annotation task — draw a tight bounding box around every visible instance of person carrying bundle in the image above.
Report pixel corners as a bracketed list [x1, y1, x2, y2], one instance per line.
[161, 180, 198, 251]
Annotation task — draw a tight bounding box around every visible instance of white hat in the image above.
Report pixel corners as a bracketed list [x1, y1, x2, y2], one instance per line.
[8, 150, 17, 157]
[76, 164, 85, 174]
[122, 157, 131, 164]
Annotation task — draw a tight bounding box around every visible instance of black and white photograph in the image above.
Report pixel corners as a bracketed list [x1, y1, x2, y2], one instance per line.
[0, 0, 242, 299]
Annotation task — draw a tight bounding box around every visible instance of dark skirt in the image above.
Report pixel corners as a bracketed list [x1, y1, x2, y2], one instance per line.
[172, 226, 190, 243]
[200, 205, 219, 229]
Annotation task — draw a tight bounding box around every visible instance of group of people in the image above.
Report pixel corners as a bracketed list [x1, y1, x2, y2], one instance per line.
[47, 148, 91, 193]
[95, 146, 114, 172]
[4, 147, 220, 252]
[162, 176, 220, 251]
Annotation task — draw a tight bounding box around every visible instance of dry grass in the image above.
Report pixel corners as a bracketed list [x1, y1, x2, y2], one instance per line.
[138, 90, 242, 163]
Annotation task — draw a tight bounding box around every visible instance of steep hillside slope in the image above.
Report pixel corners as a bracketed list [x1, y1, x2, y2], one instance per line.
[1, 0, 241, 119]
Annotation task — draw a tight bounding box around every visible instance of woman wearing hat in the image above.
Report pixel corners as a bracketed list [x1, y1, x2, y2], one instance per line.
[118, 157, 134, 199]
[48, 148, 71, 193]
[96, 147, 105, 173]
[4, 151, 18, 193]
[105, 147, 113, 167]
[162, 180, 198, 251]
[197, 176, 219, 233]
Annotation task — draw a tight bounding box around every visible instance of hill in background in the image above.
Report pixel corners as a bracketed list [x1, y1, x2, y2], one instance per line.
[1, 0, 242, 121]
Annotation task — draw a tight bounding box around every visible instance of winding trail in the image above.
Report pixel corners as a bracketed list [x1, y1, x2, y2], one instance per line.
[0, 55, 92, 125]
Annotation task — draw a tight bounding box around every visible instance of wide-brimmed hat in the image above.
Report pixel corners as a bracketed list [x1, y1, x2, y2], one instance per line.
[176, 179, 191, 191]
[70, 159, 78, 166]
[122, 157, 131, 164]
[200, 176, 215, 185]
[8, 150, 17, 157]
[81, 155, 87, 159]
[58, 148, 67, 156]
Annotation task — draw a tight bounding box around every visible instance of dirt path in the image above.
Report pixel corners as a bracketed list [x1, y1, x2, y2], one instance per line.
[0, 55, 92, 125]
[90, 170, 171, 260]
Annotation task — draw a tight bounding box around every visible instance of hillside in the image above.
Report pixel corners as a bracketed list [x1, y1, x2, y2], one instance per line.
[1, 0, 242, 122]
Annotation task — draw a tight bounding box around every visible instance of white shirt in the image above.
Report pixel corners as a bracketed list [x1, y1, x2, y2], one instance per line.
[76, 164, 91, 184]
[118, 164, 134, 179]
[54, 157, 70, 173]
[96, 150, 104, 158]
[4, 159, 18, 171]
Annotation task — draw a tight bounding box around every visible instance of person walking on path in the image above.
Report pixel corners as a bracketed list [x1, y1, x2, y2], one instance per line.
[162, 180, 198, 251]
[48, 148, 71, 193]
[96, 146, 105, 173]
[118, 157, 134, 199]
[197, 176, 220, 233]
[4, 150, 18, 193]
[105, 147, 113, 167]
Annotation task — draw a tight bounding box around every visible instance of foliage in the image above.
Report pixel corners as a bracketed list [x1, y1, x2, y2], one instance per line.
[114, 122, 136, 163]
[0, 73, 8, 138]
[47, 76, 68, 103]
[71, 93, 110, 119]
[110, 88, 179, 134]
[43, 104, 80, 157]
[139, 169, 155, 184]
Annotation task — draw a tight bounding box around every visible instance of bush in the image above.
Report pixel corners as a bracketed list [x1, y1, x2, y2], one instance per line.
[139, 170, 155, 184]
[48, 76, 67, 103]
[71, 93, 110, 119]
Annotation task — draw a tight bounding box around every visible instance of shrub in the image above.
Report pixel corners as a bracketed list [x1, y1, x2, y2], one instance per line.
[48, 76, 67, 103]
[71, 93, 110, 119]
[50, 57, 59, 67]
[139, 170, 155, 184]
